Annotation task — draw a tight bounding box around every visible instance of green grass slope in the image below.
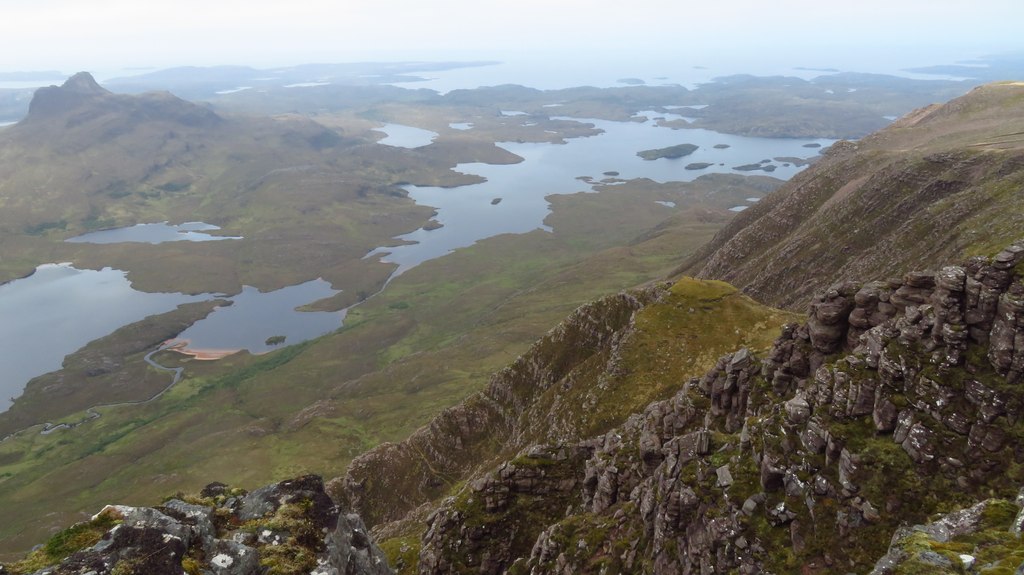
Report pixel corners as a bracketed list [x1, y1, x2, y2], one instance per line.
[682, 82, 1024, 309]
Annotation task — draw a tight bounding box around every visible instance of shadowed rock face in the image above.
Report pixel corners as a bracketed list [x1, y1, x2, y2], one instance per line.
[6, 475, 392, 575]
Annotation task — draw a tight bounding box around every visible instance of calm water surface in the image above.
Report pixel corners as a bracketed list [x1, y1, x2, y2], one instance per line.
[2, 111, 826, 411]
[373, 123, 438, 148]
[369, 116, 831, 275]
[0, 264, 207, 411]
[171, 280, 343, 355]
[66, 221, 241, 244]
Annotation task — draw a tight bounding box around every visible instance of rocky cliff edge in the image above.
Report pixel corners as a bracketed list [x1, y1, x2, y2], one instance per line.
[1, 475, 391, 575]
[399, 240, 1024, 573]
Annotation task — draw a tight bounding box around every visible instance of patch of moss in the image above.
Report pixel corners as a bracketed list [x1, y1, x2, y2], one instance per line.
[378, 535, 420, 575]
[182, 556, 203, 575]
[891, 498, 1024, 574]
[5, 509, 119, 574]
[110, 558, 143, 575]
[240, 500, 324, 575]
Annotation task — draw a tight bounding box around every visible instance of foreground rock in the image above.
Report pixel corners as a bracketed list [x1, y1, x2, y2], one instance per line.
[3, 475, 390, 575]
[870, 496, 1024, 574]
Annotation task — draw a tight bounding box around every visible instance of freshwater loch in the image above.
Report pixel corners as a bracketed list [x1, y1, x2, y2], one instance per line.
[369, 116, 830, 275]
[2, 118, 827, 410]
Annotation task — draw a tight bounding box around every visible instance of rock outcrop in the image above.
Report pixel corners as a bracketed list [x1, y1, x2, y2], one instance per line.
[406, 241, 1024, 574]
[2, 475, 391, 575]
[869, 495, 1024, 574]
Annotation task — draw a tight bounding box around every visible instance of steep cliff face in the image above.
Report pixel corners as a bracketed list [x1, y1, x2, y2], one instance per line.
[335, 280, 795, 536]
[681, 82, 1024, 309]
[410, 241, 1024, 574]
[335, 288, 662, 529]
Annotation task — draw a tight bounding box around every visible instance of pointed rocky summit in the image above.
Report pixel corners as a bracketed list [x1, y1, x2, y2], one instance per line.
[19, 70, 222, 130]
[59, 71, 109, 95]
[25, 71, 112, 121]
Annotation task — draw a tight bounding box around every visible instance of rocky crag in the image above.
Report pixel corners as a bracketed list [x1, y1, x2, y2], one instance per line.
[356, 241, 1024, 574]
[0, 475, 391, 575]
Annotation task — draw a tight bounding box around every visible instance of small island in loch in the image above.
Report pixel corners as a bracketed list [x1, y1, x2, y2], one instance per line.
[636, 143, 698, 160]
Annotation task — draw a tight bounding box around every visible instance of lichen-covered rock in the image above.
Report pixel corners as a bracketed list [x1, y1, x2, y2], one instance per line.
[161, 498, 217, 557]
[870, 497, 1024, 574]
[52, 508, 190, 575]
[3, 476, 391, 575]
[237, 474, 336, 527]
[315, 513, 391, 575]
[206, 540, 259, 575]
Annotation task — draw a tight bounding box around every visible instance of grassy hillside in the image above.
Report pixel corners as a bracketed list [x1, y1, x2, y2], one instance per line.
[682, 82, 1024, 308]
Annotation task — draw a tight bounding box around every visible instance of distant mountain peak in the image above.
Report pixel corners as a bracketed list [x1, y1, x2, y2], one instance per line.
[25, 71, 112, 121]
[21, 70, 222, 130]
[60, 71, 108, 95]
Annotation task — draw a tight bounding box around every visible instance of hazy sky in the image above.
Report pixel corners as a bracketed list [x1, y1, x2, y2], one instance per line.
[0, 0, 1021, 73]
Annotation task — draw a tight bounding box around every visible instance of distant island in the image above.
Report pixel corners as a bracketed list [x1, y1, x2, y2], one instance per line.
[685, 162, 713, 170]
[637, 143, 698, 160]
[734, 163, 777, 172]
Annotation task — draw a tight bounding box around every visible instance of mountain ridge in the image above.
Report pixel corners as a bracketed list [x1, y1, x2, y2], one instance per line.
[325, 83, 1024, 574]
[679, 81, 1024, 309]
[396, 239, 1024, 574]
